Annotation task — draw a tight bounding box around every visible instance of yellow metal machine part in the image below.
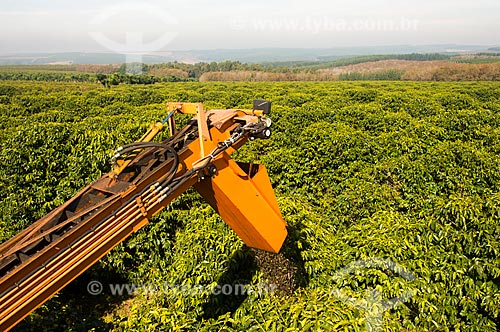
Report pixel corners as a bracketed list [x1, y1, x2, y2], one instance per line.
[0, 101, 287, 331]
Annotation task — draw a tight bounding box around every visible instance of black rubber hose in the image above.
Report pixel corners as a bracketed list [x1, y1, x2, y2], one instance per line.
[118, 141, 168, 149]
[115, 142, 170, 155]
[157, 145, 180, 188]
[114, 143, 170, 158]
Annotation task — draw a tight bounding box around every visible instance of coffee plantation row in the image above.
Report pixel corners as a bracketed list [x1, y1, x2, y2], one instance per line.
[1, 80, 500, 331]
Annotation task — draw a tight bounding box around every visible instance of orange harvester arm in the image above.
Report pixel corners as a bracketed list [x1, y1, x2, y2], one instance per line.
[0, 100, 287, 331]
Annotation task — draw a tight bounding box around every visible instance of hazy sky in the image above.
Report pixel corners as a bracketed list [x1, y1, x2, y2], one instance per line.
[1, 0, 499, 54]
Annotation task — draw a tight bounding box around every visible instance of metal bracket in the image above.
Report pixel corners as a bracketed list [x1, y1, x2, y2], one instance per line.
[135, 197, 148, 217]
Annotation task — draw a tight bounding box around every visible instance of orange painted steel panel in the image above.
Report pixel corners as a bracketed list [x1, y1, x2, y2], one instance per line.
[195, 156, 287, 253]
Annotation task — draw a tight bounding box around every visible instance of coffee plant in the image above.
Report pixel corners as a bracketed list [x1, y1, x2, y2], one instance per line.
[1, 80, 500, 331]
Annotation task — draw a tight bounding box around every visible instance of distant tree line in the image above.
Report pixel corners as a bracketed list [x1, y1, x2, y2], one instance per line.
[299, 53, 452, 72]
[96, 73, 194, 87]
[0, 72, 95, 82]
[1, 53, 499, 84]
[476, 52, 500, 57]
[147, 61, 270, 78]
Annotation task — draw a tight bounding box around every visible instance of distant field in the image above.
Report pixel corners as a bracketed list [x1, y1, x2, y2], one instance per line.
[318, 59, 500, 80]
[320, 59, 445, 75]
[1, 80, 500, 331]
[1, 52, 500, 82]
